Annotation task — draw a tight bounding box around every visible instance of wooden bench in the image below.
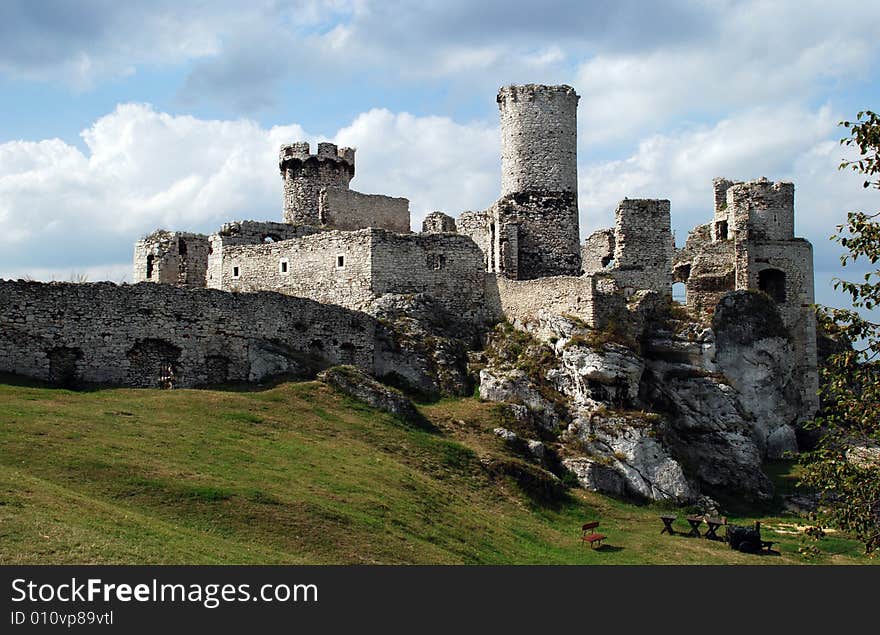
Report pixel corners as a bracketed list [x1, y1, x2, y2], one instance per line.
[582, 521, 607, 549]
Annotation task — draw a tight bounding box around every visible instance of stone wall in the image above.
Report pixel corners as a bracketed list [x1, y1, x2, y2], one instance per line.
[206, 221, 320, 289]
[497, 84, 579, 196]
[421, 211, 457, 234]
[492, 192, 581, 279]
[611, 199, 673, 296]
[491, 273, 611, 327]
[213, 228, 491, 324]
[456, 210, 490, 271]
[319, 186, 410, 233]
[674, 224, 736, 316]
[133, 231, 209, 287]
[727, 177, 794, 242]
[744, 239, 818, 418]
[217, 230, 376, 310]
[280, 142, 355, 225]
[582, 228, 615, 274]
[370, 231, 489, 323]
[0, 280, 376, 388]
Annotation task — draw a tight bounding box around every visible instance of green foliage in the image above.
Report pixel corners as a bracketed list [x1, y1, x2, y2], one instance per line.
[840, 110, 880, 190]
[799, 111, 880, 556]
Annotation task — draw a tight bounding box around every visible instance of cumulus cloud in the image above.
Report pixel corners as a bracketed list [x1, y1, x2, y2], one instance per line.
[334, 109, 498, 224]
[575, 0, 880, 144]
[0, 103, 499, 281]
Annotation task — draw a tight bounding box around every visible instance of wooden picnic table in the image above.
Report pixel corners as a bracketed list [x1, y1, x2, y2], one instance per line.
[704, 516, 727, 540]
[685, 515, 704, 537]
[660, 515, 677, 535]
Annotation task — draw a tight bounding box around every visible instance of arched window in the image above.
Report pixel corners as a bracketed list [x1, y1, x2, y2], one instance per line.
[672, 282, 686, 304]
[758, 268, 786, 303]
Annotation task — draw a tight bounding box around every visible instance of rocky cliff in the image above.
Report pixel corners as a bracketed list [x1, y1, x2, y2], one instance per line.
[473, 290, 805, 506]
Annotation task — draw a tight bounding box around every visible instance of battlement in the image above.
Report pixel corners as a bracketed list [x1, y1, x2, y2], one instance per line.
[726, 177, 794, 242]
[496, 83, 579, 104]
[278, 141, 356, 174]
[280, 141, 357, 225]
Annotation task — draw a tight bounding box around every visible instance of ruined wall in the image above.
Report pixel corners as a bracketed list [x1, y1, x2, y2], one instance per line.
[280, 142, 355, 226]
[582, 228, 615, 274]
[421, 211, 457, 234]
[319, 186, 410, 233]
[370, 231, 489, 323]
[206, 221, 320, 289]
[728, 178, 795, 242]
[456, 210, 490, 271]
[674, 223, 736, 316]
[495, 84, 581, 279]
[0, 281, 375, 388]
[743, 240, 819, 418]
[711, 178, 736, 241]
[491, 192, 580, 279]
[213, 229, 491, 323]
[133, 231, 209, 287]
[217, 230, 375, 311]
[611, 199, 673, 296]
[490, 273, 618, 327]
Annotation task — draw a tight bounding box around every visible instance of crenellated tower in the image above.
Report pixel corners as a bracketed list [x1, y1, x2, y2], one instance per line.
[491, 84, 581, 279]
[279, 141, 356, 225]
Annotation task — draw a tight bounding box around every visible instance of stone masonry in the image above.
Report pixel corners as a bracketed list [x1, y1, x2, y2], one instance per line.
[673, 177, 818, 420]
[3, 83, 820, 426]
[0, 280, 375, 388]
[491, 84, 581, 279]
[280, 141, 355, 225]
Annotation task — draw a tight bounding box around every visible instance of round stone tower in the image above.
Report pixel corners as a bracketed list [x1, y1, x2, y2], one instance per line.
[494, 84, 581, 278]
[279, 141, 355, 225]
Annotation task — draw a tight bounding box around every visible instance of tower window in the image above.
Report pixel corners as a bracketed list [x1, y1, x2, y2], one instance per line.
[715, 220, 728, 241]
[279, 259, 289, 274]
[232, 266, 241, 279]
[146, 254, 154, 279]
[427, 253, 446, 270]
[758, 268, 786, 303]
[336, 255, 345, 269]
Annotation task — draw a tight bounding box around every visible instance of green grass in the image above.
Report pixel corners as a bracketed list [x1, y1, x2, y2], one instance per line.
[0, 376, 873, 564]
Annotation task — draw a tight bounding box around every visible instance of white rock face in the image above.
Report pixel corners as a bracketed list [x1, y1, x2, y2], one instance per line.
[565, 411, 697, 503]
[551, 342, 644, 406]
[644, 368, 773, 500]
[479, 367, 561, 431]
[714, 335, 800, 458]
[476, 295, 798, 503]
[561, 457, 626, 497]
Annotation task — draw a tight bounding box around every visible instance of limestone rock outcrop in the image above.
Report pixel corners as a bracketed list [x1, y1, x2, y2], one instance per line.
[318, 365, 423, 425]
[475, 293, 795, 504]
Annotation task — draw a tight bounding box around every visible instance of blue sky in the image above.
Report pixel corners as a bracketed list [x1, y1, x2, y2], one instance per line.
[1, 0, 879, 310]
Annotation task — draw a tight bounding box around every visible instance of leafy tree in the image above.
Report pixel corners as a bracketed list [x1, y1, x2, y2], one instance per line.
[799, 111, 880, 555]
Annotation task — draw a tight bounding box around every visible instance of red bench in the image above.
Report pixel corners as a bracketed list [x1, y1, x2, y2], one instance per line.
[582, 521, 607, 549]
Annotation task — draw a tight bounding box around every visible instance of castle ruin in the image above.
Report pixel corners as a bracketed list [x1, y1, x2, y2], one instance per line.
[2, 83, 819, 424]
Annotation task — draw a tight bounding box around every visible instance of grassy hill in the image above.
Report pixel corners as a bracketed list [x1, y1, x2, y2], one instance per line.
[0, 376, 872, 564]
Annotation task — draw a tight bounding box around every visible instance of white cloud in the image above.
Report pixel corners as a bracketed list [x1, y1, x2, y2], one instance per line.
[0, 103, 499, 280]
[574, 0, 880, 144]
[334, 109, 498, 226]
